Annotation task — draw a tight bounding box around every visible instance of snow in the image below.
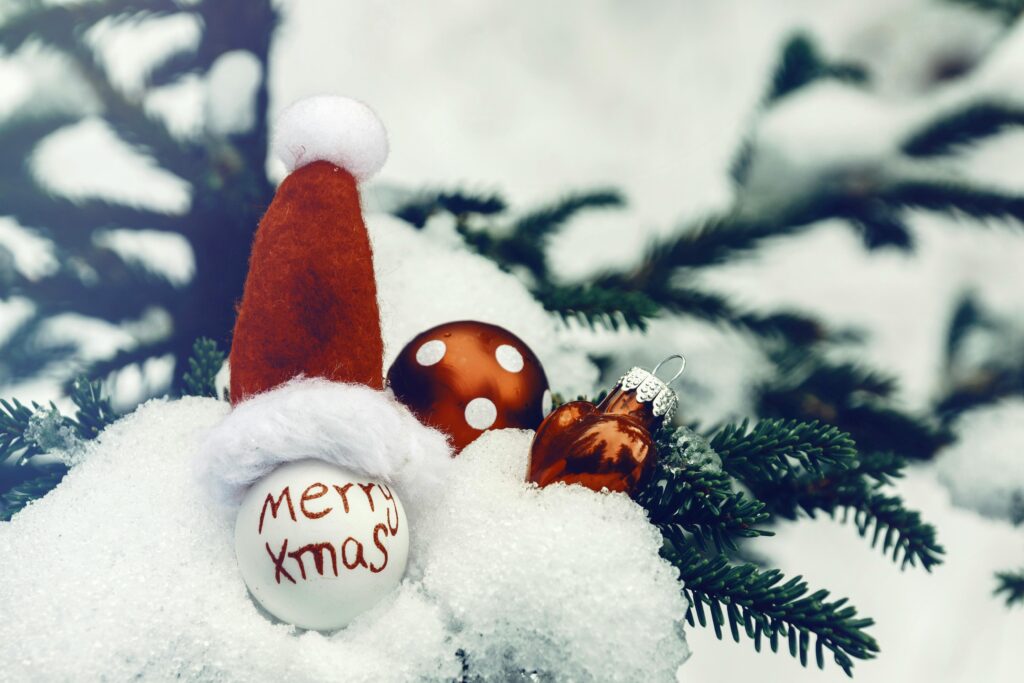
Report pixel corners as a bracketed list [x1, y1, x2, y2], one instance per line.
[369, 213, 599, 398]
[419, 429, 689, 680]
[92, 228, 195, 287]
[936, 399, 1024, 522]
[271, 96, 389, 180]
[205, 51, 263, 136]
[85, 11, 202, 96]
[30, 117, 192, 215]
[0, 399, 688, 681]
[0, 216, 58, 281]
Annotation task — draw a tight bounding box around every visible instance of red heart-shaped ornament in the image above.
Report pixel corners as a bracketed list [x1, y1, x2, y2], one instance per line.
[527, 400, 655, 494]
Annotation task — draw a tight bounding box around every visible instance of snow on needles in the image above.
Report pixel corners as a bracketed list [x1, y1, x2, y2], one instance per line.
[936, 399, 1024, 522]
[0, 400, 688, 681]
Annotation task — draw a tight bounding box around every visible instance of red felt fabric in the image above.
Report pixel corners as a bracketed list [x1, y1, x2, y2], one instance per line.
[229, 161, 384, 403]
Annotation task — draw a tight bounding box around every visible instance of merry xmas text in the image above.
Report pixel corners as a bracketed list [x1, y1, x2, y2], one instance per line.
[259, 481, 400, 584]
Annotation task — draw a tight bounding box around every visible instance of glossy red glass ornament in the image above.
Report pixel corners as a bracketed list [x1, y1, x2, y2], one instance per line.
[527, 358, 683, 496]
[387, 321, 550, 453]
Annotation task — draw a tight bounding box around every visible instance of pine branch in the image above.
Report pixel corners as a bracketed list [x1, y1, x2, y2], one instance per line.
[0, 467, 66, 521]
[392, 190, 508, 228]
[513, 189, 624, 243]
[67, 376, 117, 440]
[902, 101, 1024, 157]
[757, 351, 951, 461]
[533, 282, 659, 331]
[764, 33, 867, 105]
[995, 568, 1024, 606]
[181, 337, 225, 398]
[710, 418, 859, 483]
[739, 443, 944, 571]
[638, 428, 771, 554]
[0, 398, 45, 463]
[660, 286, 826, 345]
[882, 178, 1024, 224]
[665, 539, 878, 676]
[850, 208, 914, 251]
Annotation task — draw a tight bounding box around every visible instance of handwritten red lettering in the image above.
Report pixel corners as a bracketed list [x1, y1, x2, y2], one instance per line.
[358, 483, 376, 511]
[341, 537, 368, 569]
[266, 540, 296, 584]
[369, 523, 390, 573]
[259, 487, 296, 534]
[379, 484, 400, 535]
[288, 542, 339, 580]
[332, 483, 354, 513]
[300, 482, 332, 519]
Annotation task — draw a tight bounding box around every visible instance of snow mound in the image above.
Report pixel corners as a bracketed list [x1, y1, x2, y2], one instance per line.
[0, 399, 687, 680]
[369, 213, 598, 397]
[935, 399, 1024, 522]
[420, 429, 690, 680]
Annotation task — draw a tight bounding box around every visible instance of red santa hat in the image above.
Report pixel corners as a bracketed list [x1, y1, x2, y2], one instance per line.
[196, 96, 452, 510]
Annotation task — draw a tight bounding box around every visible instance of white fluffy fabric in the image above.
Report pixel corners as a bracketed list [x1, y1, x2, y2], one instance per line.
[271, 95, 389, 180]
[195, 377, 453, 515]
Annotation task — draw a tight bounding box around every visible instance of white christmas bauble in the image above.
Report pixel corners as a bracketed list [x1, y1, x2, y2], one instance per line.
[234, 459, 409, 631]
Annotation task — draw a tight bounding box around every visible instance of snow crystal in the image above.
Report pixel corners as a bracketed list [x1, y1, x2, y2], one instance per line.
[935, 399, 1024, 522]
[663, 426, 722, 473]
[0, 399, 688, 680]
[24, 406, 79, 456]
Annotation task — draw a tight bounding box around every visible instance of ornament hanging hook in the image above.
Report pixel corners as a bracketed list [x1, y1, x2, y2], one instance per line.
[652, 354, 686, 385]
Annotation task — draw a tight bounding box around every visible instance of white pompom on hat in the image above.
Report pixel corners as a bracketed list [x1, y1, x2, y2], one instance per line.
[271, 95, 389, 180]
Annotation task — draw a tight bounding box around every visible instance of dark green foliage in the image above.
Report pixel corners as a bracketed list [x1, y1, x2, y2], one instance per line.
[995, 569, 1024, 606]
[706, 418, 943, 570]
[534, 283, 660, 331]
[399, 188, 625, 281]
[393, 190, 507, 229]
[711, 418, 858, 481]
[182, 338, 227, 399]
[0, 468, 66, 521]
[0, 377, 116, 520]
[635, 422, 940, 673]
[638, 428, 772, 554]
[935, 292, 1024, 422]
[902, 102, 1024, 158]
[665, 540, 878, 677]
[757, 350, 951, 462]
[764, 33, 868, 105]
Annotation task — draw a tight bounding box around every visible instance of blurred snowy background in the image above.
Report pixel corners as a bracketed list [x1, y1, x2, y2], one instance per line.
[2, 0, 1024, 681]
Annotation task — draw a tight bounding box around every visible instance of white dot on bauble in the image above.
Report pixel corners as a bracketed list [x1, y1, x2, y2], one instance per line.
[495, 344, 524, 373]
[465, 398, 497, 430]
[416, 340, 446, 366]
[542, 390, 553, 417]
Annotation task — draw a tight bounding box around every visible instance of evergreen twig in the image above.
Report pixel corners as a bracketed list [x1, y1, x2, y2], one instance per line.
[182, 337, 226, 398]
[665, 539, 878, 676]
[995, 569, 1024, 606]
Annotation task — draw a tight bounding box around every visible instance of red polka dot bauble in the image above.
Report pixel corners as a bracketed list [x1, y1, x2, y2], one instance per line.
[386, 321, 551, 453]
